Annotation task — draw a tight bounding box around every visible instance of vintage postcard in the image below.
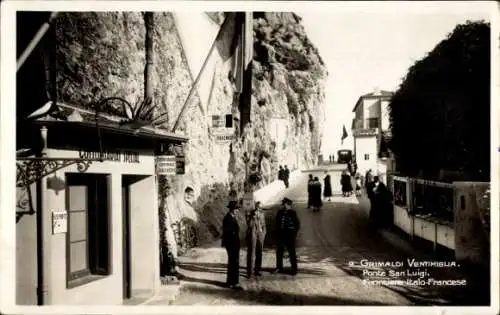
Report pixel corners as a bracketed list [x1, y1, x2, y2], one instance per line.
[1, 1, 499, 314]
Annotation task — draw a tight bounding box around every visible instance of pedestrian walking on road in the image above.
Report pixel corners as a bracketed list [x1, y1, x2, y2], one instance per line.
[355, 173, 362, 196]
[278, 165, 285, 187]
[284, 165, 290, 188]
[273, 197, 300, 275]
[368, 176, 393, 229]
[341, 170, 352, 197]
[323, 172, 333, 202]
[222, 201, 243, 290]
[365, 169, 374, 192]
[246, 201, 267, 278]
[311, 177, 323, 211]
[307, 174, 314, 210]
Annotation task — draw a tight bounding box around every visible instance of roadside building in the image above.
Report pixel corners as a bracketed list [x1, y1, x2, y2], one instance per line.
[16, 103, 188, 305]
[351, 88, 394, 182]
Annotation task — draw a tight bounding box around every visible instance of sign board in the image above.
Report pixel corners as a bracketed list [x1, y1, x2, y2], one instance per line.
[353, 128, 378, 137]
[175, 156, 186, 175]
[242, 192, 254, 212]
[78, 150, 140, 163]
[156, 155, 177, 175]
[52, 211, 68, 234]
[212, 128, 235, 143]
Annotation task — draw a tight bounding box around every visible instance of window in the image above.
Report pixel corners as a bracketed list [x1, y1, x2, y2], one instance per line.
[366, 117, 379, 129]
[66, 174, 110, 288]
[364, 154, 370, 160]
[225, 114, 233, 128]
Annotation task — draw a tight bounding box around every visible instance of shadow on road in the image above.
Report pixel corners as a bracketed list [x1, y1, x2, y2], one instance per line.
[177, 285, 395, 305]
[179, 261, 328, 277]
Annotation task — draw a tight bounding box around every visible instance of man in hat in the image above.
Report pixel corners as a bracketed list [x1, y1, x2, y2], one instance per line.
[246, 201, 267, 278]
[273, 197, 300, 275]
[222, 200, 243, 290]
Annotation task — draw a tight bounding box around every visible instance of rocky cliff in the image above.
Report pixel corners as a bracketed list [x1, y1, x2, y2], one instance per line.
[53, 12, 327, 246]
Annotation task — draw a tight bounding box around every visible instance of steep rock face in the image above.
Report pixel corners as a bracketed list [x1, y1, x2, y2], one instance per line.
[250, 12, 327, 174]
[54, 12, 327, 246]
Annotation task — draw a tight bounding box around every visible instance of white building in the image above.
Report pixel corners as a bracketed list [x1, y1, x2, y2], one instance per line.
[351, 88, 394, 182]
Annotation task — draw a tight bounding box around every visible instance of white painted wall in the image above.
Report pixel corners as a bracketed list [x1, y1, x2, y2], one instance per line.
[381, 100, 390, 131]
[16, 185, 38, 305]
[354, 136, 378, 175]
[129, 176, 158, 294]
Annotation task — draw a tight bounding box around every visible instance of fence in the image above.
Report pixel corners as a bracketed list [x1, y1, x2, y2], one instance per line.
[390, 175, 490, 265]
[391, 176, 456, 252]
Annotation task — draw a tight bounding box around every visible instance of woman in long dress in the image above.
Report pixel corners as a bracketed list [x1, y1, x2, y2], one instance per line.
[307, 174, 314, 210]
[323, 173, 332, 202]
[312, 177, 323, 211]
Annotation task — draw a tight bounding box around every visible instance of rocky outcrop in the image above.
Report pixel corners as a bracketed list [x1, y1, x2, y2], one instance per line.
[54, 12, 327, 246]
[249, 12, 327, 175]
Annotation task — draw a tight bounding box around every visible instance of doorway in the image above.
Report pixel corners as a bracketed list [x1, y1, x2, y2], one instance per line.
[122, 178, 131, 300]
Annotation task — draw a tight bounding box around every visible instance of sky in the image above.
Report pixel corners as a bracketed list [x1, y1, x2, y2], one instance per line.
[296, 3, 492, 156]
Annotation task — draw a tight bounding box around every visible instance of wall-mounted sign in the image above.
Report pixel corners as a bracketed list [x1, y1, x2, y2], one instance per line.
[78, 150, 140, 163]
[52, 211, 68, 234]
[156, 155, 177, 175]
[242, 192, 254, 212]
[175, 156, 186, 175]
[353, 128, 378, 137]
[212, 129, 234, 143]
[212, 114, 233, 128]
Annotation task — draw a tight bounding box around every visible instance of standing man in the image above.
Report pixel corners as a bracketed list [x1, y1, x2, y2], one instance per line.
[284, 165, 290, 188]
[222, 200, 243, 290]
[246, 201, 267, 278]
[278, 165, 285, 186]
[273, 197, 300, 275]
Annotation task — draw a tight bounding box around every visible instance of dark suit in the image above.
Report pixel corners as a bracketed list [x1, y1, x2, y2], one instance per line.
[222, 212, 240, 285]
[275, 207, 300, 273]
[246, 209, 267, 276]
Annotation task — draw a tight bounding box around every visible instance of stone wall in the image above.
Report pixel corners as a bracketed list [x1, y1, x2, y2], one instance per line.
[54, 12, 327, 246]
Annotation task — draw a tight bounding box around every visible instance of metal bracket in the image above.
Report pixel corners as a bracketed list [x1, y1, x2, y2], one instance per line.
[16, 157, 101, 188]
[15, 157, 103, 223]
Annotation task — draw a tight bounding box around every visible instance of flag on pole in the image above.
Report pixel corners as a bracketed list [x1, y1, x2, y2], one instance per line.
[341, 125, 348, 145]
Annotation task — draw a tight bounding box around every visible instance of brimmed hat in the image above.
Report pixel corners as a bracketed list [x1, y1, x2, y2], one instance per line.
[282, 197, 293, 205]
[227, 200, 239, 210]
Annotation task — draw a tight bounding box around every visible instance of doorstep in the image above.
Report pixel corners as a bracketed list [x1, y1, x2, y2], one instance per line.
[139, 284, 181, 306]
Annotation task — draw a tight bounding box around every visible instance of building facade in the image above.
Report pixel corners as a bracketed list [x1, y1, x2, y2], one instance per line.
[351, 89, 393, 181]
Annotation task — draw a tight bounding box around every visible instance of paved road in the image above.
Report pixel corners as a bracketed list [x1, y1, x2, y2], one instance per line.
[150, 170, 487, 306]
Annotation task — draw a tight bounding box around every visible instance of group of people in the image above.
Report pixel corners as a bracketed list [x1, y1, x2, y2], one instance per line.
[221, 197, 300, 290]
[307, 173, 333, 211]
[278, 165, 290, 188]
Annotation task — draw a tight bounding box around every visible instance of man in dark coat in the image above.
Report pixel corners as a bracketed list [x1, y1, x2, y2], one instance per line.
[307, 174, 314, 210]
[246, 201, 267, 278]
[284, 165, 290, 188]
[222, 200, 243, 290]
[368, 176, 393, 229]
[272, 197, 300, 275]
[278, 165, 285, 187]
[323, 172, 333, 202]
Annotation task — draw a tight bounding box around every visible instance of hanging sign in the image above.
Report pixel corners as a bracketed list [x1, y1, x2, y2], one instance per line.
[175, 156, 186, 175]
[52, 211, 68, 234]
[156, 155, 177, 175]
